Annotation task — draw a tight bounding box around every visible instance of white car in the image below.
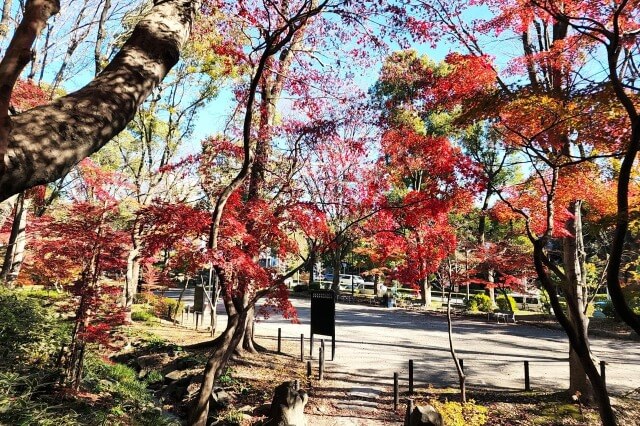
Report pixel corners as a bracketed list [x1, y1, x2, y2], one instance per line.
[338, 274, 365, 291]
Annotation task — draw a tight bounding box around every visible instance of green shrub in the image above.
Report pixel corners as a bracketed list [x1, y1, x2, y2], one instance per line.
[599, 300, 618, 319]
[223, 409, 245, 425]
[84, 355, 151, 410]
[152, 297, 184, 320]
[430, 399, 488, 426]
[0, 288, 68, 368]
[131, 309, 155, 322]
[496, 294, 518, 312]
[467, 293, 493, 313]
[133, 293, 184, 320]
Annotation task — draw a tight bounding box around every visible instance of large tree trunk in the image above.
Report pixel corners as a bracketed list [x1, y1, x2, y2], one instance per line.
[0, 192, 17, 229]
[189, 297, 248, 426]
[419, 276, 431, 307]
[487, 269, 496, 307]
[0, 0, 12, 38]
[563, 200, 594, 401]
[1, 191, 29, 286]
[240, 306, 258, 354]
[123, 246, 141, 321]
[533, 241, 615, 425]
[0, 0, 198, 201]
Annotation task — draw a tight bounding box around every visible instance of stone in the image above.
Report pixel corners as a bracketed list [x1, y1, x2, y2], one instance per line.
[164, 369, 188, 383]
[267, 381, 308, 426]
[409, 405, 443, 426]
[176, 356, 200, 370]
[210, 387, 233, 408]
[136, 353, 171, 378]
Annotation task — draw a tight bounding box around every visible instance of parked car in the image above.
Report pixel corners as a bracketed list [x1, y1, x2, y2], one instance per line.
[338, 274, 365, 291]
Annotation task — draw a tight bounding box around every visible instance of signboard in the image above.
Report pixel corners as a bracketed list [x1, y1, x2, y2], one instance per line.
[310, 290, 335, 360]
[194, 284, 206, 312]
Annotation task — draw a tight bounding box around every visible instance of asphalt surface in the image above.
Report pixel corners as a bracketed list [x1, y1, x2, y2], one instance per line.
[164, 289, 640, 397]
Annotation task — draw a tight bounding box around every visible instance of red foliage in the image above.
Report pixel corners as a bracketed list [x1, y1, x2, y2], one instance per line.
[10, 80, 48, 111]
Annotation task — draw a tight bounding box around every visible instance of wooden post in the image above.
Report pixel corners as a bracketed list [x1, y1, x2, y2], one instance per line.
[306, 361, 312, 378]
[460, 358, 464, 373]
[294, 379, 300, 390]
[195, 312, 200, 330]
[319, 346, 324, 381]
[409, 359, 414, 394]
[393, 372, 399, 411]
[300, 334, 304, 362]
[600, 360, 606, 388]
[524, 361, 530, 391]
[277, 328, 282, 354]
[181, 308, 184, 324]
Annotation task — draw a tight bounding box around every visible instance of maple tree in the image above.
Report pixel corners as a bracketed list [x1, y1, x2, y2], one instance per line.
[525, 0, 640, 355]
[394, 2, 631, 422]
[22, 158, 128, 389]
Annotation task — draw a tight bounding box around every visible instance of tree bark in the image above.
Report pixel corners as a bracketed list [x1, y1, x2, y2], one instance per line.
[0, 0, 60, 173]
[123, 246, 141, 319]
[0, 0, 199, 201]
[189, 299, 248, 426]
[533, 241, 616, 425]
[563, 200, 594, 401]
[94, 0, 111, 75]
[419, 275, 431, 307]
[0, 191, 28, 286]
[0, 0, 13, 38]
[0, 192, 17, 229]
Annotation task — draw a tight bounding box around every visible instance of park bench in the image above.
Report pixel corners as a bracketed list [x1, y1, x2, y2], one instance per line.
[488, 311, 516, 323]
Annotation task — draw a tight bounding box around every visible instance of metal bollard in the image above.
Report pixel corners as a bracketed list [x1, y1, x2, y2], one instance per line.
[600, 360, 606, 388]
[277, 328, 282, 354]
[393, 372, 399, 411]
[319, 346, 325, 381]
[524, 361, 531, 391]
[300, 334, 304, 362]
[409, 359, 414, 394]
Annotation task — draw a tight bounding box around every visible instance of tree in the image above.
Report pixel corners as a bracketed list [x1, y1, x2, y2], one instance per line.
[24, 158, 128, 389]
[370, 51, 480, 305]
[189, 1, 331, 423]
[528, 0, 640, 349]
[396, 3, 629, 422]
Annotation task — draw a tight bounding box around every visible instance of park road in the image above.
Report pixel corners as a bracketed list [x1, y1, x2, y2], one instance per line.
[166, 290, 640, 396]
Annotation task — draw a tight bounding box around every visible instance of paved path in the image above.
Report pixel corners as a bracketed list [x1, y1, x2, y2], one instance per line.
[166, 290, 640, 420]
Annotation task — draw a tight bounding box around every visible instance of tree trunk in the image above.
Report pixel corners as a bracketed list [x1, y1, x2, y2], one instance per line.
[533, 241, 616, 425]
[189, 305, 248, 426]
[123, 246, 141, 321]
[446, 260, 466, 402]
[0, 0, 198, 201]
[419, 276, 431, 307]
[241, 306, 258, 354]
[94, 0, 111, 75]
[1, 191, 28, 286]
[331, 256, 341, 293]
[0, 0, 13, 38]
[487, 269, 496, 307]
[0, 192, 17, 230]
[563, 200, 594, 402]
